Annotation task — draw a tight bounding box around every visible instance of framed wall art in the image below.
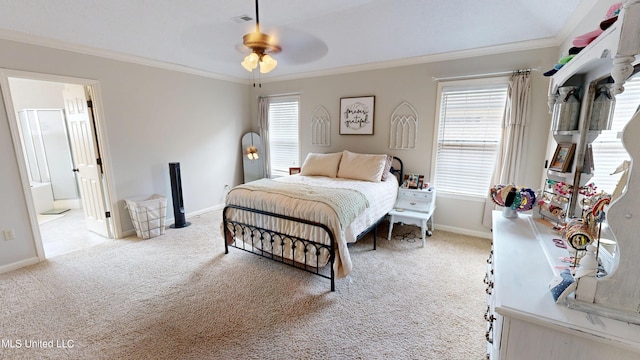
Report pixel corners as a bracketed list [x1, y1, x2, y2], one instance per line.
[340, 96, 375, 135]
[549, 143, 576, 172]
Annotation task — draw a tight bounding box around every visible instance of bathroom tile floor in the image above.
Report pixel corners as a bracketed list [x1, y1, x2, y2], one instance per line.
[39, 209, 110, 258]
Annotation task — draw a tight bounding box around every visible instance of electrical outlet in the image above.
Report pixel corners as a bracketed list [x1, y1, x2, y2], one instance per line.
[3, 229, 16, 241]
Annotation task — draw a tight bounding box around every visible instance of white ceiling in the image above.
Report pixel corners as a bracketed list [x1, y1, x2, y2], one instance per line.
[0, 0, 590, 82]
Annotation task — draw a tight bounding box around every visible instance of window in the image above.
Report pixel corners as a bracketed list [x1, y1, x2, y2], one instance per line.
[590, 75, 640, 194]
[267, 95, 300, 178]
[433, 79, 509, 197]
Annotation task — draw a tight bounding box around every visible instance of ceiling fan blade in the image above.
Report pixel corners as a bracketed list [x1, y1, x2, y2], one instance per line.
[273, 26, 328, 65]
[235, 43, 252, 55]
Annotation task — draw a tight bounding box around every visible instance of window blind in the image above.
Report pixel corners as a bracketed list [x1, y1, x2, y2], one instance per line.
[268, 95, 300, 178]
[590, 75, 640, 194]
[434, 83, 508, 196]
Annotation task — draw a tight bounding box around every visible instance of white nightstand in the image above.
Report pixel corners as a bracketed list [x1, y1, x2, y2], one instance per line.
[387, 187, 436, 247]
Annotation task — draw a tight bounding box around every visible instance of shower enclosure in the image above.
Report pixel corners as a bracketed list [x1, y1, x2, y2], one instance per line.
[17, 109, 79, 211]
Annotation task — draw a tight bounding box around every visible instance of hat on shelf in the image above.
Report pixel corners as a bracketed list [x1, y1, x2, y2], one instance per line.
[572, 2, 622, 47]
[568, 46, 584, 55]
[543, 3, 622, 77]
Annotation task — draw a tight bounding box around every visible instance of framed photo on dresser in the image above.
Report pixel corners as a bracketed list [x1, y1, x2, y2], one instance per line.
[549, 143, 576, 172]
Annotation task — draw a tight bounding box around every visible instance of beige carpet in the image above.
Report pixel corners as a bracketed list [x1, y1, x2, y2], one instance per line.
[0, 209, 491, 360]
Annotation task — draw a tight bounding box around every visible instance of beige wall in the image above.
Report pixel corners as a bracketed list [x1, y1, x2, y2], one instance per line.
[252, 47, 559, 237]
[0, 38, 250, 271]
[0, 36, 559, 274]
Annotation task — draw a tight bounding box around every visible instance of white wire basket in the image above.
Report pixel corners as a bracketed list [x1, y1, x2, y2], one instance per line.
[125, 194, 167, 239]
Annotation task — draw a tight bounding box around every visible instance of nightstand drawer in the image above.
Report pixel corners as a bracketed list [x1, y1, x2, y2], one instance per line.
[398, 188, 433, 201]
[395, 188, 435, 213]
[395, 198, 431, 212]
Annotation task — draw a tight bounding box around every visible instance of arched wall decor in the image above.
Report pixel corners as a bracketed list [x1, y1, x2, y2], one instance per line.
[389, 101, 418, 149]
[311, 105, 331, 146]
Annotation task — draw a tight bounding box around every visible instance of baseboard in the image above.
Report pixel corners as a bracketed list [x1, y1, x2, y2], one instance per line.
[121, 229, 137, 238]
[0, 257, 40, 275]
[164, 204, 224, 226]
[433, 223, 493, 239]
[187, 204, 224, 218]
[122, 204, 225, 239]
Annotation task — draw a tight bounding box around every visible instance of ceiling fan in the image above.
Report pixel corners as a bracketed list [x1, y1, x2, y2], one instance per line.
[240, 0, 281, 74]
[238, 0, 328, 75]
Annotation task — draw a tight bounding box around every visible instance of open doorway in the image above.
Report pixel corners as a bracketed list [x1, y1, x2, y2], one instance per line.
[2, 73, 113, 258]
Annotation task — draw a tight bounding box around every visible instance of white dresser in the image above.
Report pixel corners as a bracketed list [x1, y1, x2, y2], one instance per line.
[486, 211, 640, 360]
[387, 187, 435, 246]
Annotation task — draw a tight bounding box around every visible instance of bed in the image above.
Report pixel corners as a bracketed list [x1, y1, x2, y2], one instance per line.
[222, 150, 403, 291]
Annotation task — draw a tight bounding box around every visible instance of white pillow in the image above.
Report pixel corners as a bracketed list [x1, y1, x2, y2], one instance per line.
[300, 152, 343, 178]
[337, 150, 387, 182]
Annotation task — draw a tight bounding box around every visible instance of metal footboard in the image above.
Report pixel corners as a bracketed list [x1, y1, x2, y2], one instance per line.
[223, 204, 337, 291]
[222, 157, 401, 292]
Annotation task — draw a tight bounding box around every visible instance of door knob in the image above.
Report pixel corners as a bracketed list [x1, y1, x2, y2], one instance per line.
[72, 168, 79, 172]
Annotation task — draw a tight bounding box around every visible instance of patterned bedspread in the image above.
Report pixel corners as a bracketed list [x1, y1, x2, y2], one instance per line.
[223, 175, 398, 278]
[235, 179, 369, 229]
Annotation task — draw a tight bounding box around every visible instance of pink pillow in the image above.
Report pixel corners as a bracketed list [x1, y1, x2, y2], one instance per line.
[380, 155, 393, 181]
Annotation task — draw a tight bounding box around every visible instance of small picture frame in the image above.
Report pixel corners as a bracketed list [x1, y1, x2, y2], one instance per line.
[549, 143, 576, 172]
[340, 96, 375, 135]
[289, 167, 301, 175]
[402, 174, 425, 189]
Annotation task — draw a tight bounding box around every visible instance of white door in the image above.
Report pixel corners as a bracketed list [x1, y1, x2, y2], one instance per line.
[63, 84, 111, 237]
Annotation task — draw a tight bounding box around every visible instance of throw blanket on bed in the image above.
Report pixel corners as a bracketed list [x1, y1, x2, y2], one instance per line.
[235, 179, 369, 228]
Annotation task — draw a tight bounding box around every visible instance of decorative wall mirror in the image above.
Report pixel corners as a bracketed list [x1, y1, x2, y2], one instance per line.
[241, 132, 265, 183]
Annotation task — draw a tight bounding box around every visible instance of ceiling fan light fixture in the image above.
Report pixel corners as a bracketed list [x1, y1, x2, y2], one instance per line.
[241, 52, 259, 71]
[240, 0, 281, 75]
[259, 54, 277, 73]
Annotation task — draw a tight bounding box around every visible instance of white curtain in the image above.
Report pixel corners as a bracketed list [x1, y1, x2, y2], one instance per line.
[482, 70, 532, 227]
[257, 96, 271, 178]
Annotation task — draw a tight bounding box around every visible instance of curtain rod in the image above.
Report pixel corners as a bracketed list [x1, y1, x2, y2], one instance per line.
[432, 67, 539, 82]
[257, 92, 301, 99]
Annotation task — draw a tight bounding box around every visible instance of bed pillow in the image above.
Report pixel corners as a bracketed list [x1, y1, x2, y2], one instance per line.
[300, 152, 343, 178]
[380, 155, 393, 181]
[337, 150, 387, 182]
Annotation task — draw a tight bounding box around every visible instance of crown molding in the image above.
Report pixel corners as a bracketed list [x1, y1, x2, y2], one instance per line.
[0, 29, 245, 84]
[1, 28, 564, 86]
[265, 37, 562, 83]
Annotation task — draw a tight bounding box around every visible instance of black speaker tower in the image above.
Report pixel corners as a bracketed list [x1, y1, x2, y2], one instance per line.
[169, 162, 190, 228]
